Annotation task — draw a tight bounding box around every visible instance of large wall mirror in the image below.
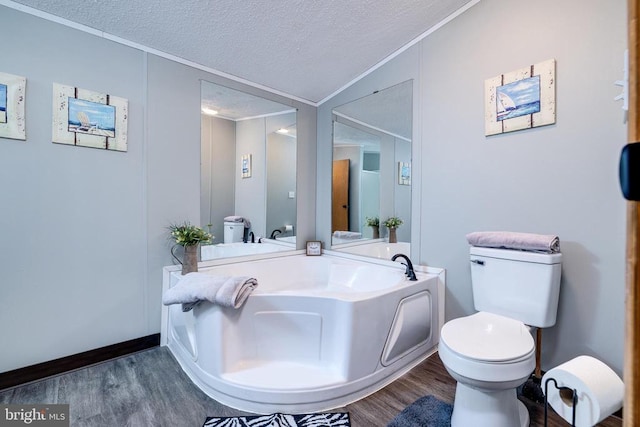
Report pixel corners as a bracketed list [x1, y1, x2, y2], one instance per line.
[331, 80, 412, 259]
[200, 80, 297, 260]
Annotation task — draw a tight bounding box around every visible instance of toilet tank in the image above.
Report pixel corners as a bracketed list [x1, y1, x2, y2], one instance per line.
[224, 222, 245, 243]
[470, 246, 562, 328]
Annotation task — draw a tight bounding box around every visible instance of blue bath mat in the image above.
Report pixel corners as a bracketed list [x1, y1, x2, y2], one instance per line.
[203, 412, 350, 427]
[387, 395, 453, 427]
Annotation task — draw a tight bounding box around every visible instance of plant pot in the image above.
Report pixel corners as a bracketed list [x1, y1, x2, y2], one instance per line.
[182, 244, 199, 275]
[172, 244, 200, 275]
[372, 226, 380, 239]
[388, 227, 397, 244]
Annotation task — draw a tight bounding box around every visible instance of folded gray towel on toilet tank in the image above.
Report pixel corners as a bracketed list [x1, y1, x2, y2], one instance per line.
[224, 215, 251, 229]
[466, 231, 560, 253]
[163, 273, 258, 311]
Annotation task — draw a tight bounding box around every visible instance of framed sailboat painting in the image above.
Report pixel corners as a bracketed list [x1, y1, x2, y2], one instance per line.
[484, 59, 555, 136]
[0, 71, 26, 141]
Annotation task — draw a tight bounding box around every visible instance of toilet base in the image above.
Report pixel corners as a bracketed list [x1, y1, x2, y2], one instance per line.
[451, 382, 529, 427]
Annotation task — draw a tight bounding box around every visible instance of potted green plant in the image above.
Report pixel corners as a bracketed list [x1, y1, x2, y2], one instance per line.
[383, 216, 403, 243]
[365, 216, 380, 239]
[168, 221, 213, 275]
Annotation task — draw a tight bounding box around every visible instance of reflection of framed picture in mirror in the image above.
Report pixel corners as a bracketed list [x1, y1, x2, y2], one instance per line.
[398, 162, 411, 185]
[241, 154, 252, 178]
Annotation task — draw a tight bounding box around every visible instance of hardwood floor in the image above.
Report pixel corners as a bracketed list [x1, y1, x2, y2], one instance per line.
[0, 347, 622, 427]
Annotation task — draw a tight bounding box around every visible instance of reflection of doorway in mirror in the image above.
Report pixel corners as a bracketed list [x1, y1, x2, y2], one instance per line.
[332, 159, 350, 232]
[398, 162, 411, 185]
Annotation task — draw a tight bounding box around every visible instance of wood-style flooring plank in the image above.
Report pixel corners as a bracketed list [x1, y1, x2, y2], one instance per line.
[0, 347, 622, 427]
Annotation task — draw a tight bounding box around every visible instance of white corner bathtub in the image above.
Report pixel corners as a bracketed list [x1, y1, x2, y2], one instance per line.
[160, 253, 443, 413]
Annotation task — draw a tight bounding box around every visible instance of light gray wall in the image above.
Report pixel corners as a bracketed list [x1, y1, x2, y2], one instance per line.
[202, 112, 297, 241]
[420, 0, 626, 374]
[266, 113, 297, 238]
[266, 134, 297, 238]
[235, 118, 266, 236]
[201, 115, 235, 243]
[394, 138, 411, 243]
[0, 7, 146, 372]
[318, 0, 627, 374]
[0, 5, 316, 373]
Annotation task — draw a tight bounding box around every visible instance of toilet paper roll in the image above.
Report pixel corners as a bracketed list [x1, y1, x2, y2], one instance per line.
[284, 225, 293, 232]
[542, 355, 624, 427]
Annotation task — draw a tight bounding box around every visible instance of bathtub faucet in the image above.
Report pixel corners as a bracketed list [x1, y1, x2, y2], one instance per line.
[270, 229, 282, 239]
[248, 231, 255, 243]
[391, 253, 418, 281]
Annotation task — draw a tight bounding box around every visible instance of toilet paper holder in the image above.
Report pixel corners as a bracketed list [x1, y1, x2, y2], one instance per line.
[544, 377, 577, 427]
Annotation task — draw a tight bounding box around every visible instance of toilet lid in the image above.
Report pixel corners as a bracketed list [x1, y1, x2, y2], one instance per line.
[441, 312, 534, 362]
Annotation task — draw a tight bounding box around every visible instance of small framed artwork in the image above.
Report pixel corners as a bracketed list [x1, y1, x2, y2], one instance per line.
[52, 83, 128, 151]
[484, 59, 556, 136]
[0, 71, 26, 141]
[398, 162, 411, 185]
[306, 240, 322, 256]
[241, 154, 252, 178]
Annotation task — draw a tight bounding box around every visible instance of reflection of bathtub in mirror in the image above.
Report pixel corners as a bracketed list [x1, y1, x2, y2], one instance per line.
[270, 235, 296, 246]
[332, 230, 363, 246]
[331, 241, 410, 260]
[201, 242, 292, 260]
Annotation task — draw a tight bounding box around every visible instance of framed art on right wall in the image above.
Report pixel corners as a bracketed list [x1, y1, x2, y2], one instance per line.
[484, 59, 556, 136]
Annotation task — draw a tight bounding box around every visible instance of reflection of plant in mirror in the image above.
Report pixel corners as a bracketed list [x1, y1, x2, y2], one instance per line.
[383, 217, 403, 229]
[169, 221, 213, 246]
[365, 216, 380, 227]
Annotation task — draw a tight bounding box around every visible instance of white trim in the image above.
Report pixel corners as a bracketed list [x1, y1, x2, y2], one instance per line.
[235, 109, 297, 122]
[333, 111, 411, 142]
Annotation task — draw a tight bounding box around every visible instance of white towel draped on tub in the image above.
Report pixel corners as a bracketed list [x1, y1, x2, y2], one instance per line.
[163, 273, 258, 311]
[466, 231, 560, 253]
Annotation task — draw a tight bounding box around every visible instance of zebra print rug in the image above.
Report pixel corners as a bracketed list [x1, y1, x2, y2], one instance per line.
[203, 412, 351, 427]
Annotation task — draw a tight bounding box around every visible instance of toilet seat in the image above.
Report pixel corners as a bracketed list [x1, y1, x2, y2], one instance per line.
[439, 312, 535, 384]
[441, 311, 534, 362]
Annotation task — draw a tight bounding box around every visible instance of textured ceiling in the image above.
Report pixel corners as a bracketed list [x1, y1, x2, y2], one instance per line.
[8, 0, 475, 104]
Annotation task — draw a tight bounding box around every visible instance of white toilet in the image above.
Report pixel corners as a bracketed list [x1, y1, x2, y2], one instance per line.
[223, 221, 245, 243]
[439, 246, 562, 427]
